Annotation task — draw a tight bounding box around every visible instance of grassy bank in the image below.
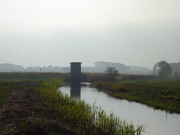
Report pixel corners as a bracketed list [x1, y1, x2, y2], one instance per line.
[0, 80, 26, 108]
[0, 81, 12, 108]
[95, 79, 180, 113]
[0, 79, 144, 135]
[36, 79, 143, 135]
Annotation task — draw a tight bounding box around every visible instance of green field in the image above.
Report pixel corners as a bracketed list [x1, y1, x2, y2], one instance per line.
[0, 72, 70, 82]
[95, 79, 180, 113]
[0, 73, 144, 135]
[0, 80, 27, 108]
[0, 81, 12, 108]
[0, 72, 70, 108]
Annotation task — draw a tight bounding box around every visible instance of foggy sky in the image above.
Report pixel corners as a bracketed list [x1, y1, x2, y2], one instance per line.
[0, 0, 180, 69]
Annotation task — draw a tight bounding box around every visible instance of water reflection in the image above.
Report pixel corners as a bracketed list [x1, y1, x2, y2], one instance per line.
[70, 83, 81, 99]
[59, 84, 180, 135]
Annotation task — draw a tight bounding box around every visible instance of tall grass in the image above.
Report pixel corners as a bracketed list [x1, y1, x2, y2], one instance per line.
[36, 79, 144, 135]
[95, 80, 180, 113]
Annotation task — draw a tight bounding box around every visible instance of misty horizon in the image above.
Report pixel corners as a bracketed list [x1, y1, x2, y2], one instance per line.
[0, 0, 180, 69]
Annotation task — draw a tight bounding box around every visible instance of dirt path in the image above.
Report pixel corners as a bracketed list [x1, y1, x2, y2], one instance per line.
[0, 83, 75, 135]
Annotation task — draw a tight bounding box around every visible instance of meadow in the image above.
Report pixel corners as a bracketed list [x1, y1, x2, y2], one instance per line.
[0, 73, 144, 134]
[0, 81, 13, 108]
[0, 72, 70, 82]
[0, 80, 28, 108]
[95, 79, 180, 113]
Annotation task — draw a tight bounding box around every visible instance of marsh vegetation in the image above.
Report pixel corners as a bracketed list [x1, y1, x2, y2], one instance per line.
[36, 79, 144, 135]
[95, 79, 180, 113]
[0, 73, 144, 135]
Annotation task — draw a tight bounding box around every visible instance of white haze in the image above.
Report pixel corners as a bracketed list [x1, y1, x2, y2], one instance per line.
[0, 0, 180, 69]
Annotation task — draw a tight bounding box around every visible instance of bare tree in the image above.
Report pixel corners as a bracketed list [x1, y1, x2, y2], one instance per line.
[105, 67, 119, 81]
[153, 61, 172, 77]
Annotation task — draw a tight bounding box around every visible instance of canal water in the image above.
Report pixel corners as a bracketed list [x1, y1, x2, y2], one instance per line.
[58, 83, 180, 135]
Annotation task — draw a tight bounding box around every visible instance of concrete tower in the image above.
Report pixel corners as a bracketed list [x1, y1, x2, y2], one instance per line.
[70, 62, 82, 84]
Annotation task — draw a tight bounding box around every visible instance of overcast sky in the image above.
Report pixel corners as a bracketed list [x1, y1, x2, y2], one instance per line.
[0, 0, 180, 69]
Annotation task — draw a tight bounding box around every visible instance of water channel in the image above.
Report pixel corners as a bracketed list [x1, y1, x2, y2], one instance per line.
[58, 83, 180, 135]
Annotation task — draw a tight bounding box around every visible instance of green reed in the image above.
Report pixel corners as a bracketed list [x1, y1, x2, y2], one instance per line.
[95, 80, 180, 113]
[36, 79, 144, 135]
